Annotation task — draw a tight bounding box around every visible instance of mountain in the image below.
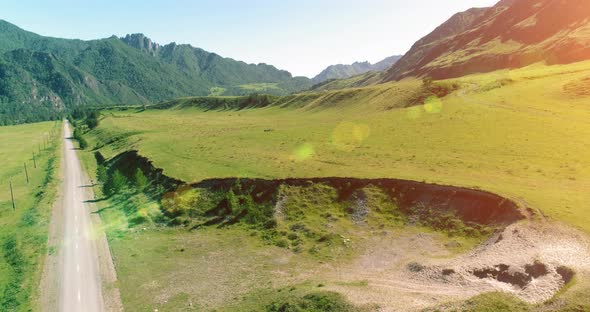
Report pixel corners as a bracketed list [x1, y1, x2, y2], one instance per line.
[0, 20, 312, 125]
[312, 55, 402, 84]
[310, 71, 385, 92]
[384, 0, 590, 81]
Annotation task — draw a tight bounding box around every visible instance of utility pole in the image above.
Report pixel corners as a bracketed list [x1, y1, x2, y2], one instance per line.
[9, 180, 15, 211]
[24, 163, 29, 184]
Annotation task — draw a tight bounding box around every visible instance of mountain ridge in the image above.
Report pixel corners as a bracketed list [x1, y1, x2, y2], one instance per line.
[0, 20, 312, 124]
[312, 55, 402, 84]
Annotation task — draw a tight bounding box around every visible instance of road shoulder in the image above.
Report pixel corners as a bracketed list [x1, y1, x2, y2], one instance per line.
[37, 125, 65, 312]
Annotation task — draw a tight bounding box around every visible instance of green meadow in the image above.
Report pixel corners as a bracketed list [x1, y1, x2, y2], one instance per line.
[0, 121, 61, 311]
[73, 61, 590, 311]
[88, 61, 590, 233]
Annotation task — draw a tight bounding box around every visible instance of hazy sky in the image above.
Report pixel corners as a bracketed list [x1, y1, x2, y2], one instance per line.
[2, 0, 497, 77]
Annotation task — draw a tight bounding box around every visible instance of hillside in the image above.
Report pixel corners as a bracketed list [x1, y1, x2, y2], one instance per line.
[384, 0, 590, 80]
[0, 20, 311, 125]
[312, 55, 401, 84]
[310, 71, 385, 91]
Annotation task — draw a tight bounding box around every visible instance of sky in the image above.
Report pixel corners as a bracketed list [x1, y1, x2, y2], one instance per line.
[2, 0, 498, 78]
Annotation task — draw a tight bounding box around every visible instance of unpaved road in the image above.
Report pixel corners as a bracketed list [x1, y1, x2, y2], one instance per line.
[59, 122, 104, 312]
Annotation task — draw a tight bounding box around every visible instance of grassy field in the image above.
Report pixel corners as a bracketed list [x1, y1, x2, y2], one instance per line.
[88, 61, 590, 232]
[70, 61, 590, 311]
[76, 60, 590, 311]
[0, 121, 61, 311]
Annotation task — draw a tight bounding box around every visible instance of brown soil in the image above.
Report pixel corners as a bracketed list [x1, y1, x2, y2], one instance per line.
[322, 221, 590, 311]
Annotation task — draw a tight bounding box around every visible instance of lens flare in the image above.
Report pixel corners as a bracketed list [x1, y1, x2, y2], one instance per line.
[331, 122, 370, 152]
[407, 106, 423, 119]
[424, 96, 443, 114]
[291, 143, 314, 161]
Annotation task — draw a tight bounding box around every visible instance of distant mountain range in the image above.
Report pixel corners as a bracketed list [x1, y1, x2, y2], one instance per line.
[3, 0, 590, 124]
[312, 55, 401, 84]
[384, 0, 590, 81]
[0, 20, 311, 124]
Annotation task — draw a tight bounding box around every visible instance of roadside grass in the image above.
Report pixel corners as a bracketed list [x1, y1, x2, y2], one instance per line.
[0, 121, 62, 311]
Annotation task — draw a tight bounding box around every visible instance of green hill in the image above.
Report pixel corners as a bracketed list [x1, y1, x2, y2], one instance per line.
[0, 20, 312, 125]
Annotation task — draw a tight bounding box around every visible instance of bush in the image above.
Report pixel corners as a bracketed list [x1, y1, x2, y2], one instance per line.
[96, 165, 108, 184]
[161, 188, 200, 218]
[459, 292, 531, 312]
[78, 136, 88, 149]
[407, 262, 425, 272]
[72, 127, 88, 149]
[266, 291, 358, 312]
[2, 235, 24, 272]
[275, 238, 289, 248]
[211, 182, 275, 227]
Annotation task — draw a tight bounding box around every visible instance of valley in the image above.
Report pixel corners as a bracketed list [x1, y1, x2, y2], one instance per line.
[1, 0, 590, 311]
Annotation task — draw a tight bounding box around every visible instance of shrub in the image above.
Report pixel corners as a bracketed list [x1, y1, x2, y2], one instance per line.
[96, 165, 108, 184]
[2, 235, 24, 272]
[161, 187, 201, 218]
[78, 136, 88, 149]
[72, 127, 88, 149]
[275, 238, 289, 248]
[266, 291, 358, 312]
[407, 262, 425, 272]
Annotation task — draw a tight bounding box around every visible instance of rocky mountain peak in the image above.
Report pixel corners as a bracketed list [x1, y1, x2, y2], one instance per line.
[121, 33, 160, 56]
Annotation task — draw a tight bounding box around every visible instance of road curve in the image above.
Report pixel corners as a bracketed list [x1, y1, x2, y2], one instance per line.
[59, 122, 104, 312]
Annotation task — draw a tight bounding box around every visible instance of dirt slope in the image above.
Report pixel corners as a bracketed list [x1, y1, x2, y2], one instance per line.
[326, 221, 590, 311]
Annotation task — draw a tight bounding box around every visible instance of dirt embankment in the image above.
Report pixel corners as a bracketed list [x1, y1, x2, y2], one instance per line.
[193, 177, 527, 226]
[103, 150, 528, 229]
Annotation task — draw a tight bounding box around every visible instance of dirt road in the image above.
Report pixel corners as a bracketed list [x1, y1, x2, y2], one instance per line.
[58, 122, 104, 312]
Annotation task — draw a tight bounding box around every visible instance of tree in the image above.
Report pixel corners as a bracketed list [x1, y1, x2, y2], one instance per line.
[86, 111, 100, 129]
[78, 136, 88, 149]
[134, 168, 149, 191]
[109, 170, 128, 195]
[96, 165, 108, 184]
